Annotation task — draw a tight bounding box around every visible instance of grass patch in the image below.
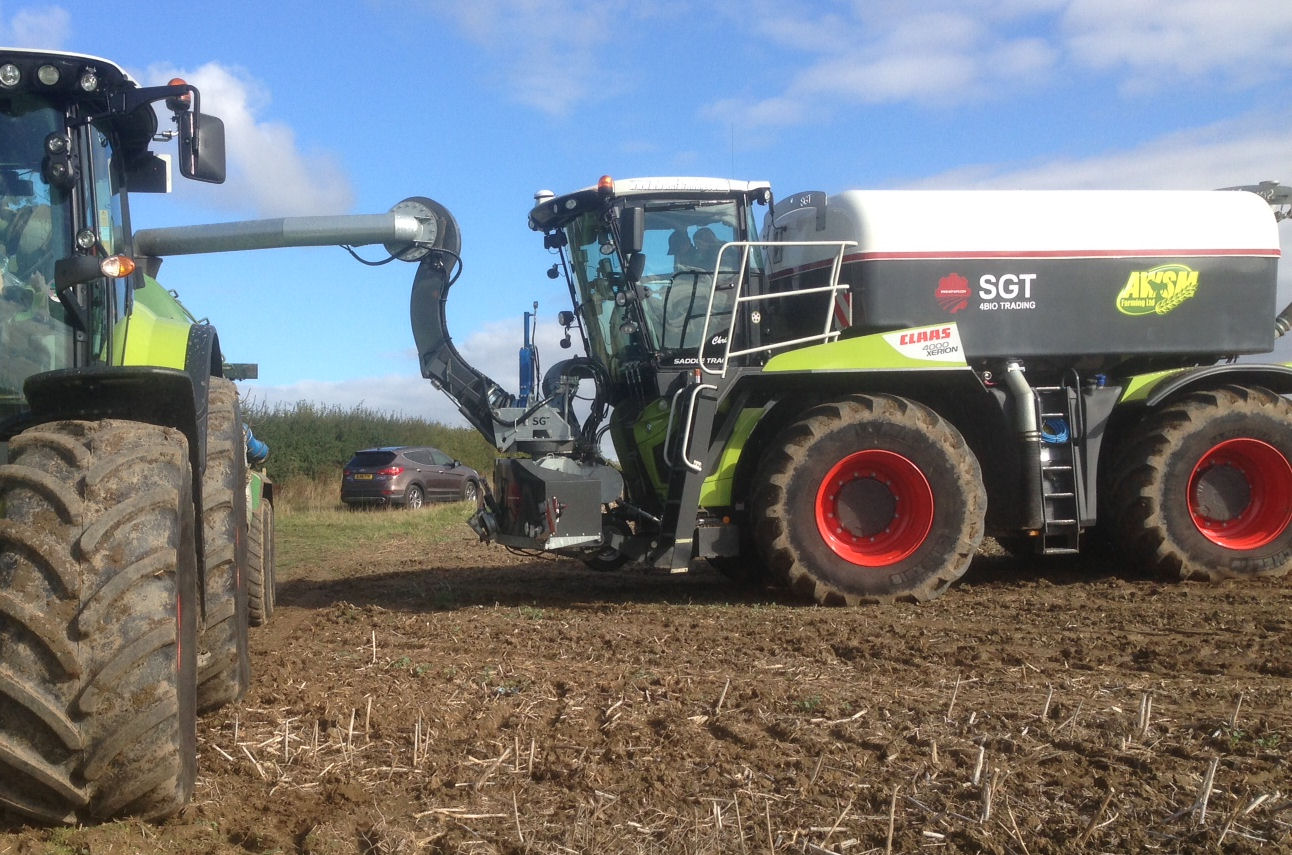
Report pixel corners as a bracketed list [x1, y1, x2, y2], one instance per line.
[241, 398, 497, 484]
[271, 472, 345, 514]
[276, 499, 475, 575]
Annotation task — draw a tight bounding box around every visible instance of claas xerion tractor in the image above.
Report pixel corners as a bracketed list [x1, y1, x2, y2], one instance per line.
[408, 174, 1292, 604]
[0, 48, 457, 824]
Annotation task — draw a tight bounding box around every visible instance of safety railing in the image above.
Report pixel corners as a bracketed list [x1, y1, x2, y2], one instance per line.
[694, 240, 856, 378]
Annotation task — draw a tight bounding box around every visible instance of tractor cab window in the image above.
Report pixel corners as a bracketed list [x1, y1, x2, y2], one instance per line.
[563, 213, 639, 372]
[635, 199, 752, 359]
[0, 96, 74, 410]
[562, 195, 764, 374]
[87, 119, 128, 361]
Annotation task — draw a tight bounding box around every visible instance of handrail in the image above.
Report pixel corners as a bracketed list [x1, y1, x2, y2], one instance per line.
[663, 378, 718, 472]
[662, 384, 689, 468]
[694, 240, 856, 377]
[679, 383, 718, 471]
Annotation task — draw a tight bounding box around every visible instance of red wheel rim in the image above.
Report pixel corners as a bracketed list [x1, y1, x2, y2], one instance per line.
[1188, 438, 1292, 550]
[815, 449, 934, 566]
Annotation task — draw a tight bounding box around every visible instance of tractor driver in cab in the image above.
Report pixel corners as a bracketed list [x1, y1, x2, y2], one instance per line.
[655, 221, 739, 354]
[678, 226, 722, 272]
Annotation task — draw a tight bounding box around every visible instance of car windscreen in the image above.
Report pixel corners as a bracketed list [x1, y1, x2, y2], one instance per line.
[348, 451, 397, 468]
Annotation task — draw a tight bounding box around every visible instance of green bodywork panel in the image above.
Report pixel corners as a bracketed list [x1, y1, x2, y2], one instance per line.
[621, 396, 761, 509]
[763, 322, 970, 373]
[691, 324, 977, 507]
[695, 324, 972, 506]
[113, 275, 197, 369]
[1119, 361, 1292, 403]
[1118, 370, 1181, 403]
[248, 469, 268, 511]
[698, 407, 763, 507]
[626, 397, 673, 502]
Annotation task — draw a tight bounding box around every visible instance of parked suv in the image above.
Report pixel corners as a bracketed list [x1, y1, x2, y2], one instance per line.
[341, 446, 481, 509]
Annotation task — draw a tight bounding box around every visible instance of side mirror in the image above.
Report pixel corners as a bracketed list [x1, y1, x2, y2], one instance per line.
[626, 252, 646, 284]
[620, 205, 644, 255]
[178, 112, 226, 184]
[54, 254, 103, 291]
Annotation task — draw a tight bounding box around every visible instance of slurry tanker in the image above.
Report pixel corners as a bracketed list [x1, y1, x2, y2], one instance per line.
[408, 174, 1292, 605]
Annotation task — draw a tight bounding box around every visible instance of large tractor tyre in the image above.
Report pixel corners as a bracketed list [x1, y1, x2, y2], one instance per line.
[0, 420, 198, 823]
[246, 497, 276, 626]
[195, 379, 250, 713]
[752, 394, 986, 605]
[1108, 385, 1292, 580]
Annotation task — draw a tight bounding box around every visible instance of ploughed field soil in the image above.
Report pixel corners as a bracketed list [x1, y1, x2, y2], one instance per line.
[3, 514, 1291, 854]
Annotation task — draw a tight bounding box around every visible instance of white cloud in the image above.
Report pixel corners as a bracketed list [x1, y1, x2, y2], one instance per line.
[140, 62, 354, 217]
[710, 1, 1292, 128]
[454, 315, 573, 399]
[710, 1, 1063, 125]
[421, 0, 634, 117]
[1062, 0, 1292, 90]
[4, 6, 70, 47]
[904, 113, 1291, 190]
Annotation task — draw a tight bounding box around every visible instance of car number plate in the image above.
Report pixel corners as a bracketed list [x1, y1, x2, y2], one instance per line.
[353, 473, 374, 480]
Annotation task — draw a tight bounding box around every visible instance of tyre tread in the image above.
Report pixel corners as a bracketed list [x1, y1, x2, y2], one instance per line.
[0, 419, 196, 823]
[754, 394, 985, 605]
[1108, 384, 1292, 581]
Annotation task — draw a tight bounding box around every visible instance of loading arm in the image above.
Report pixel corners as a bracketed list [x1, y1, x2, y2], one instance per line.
[134, 197, 447, 259]
[407, 223, 583, 455]
[136, 195, 581, 454]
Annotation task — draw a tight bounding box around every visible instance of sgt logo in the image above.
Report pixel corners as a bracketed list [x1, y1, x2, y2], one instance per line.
[1116, 264, 1199, 316]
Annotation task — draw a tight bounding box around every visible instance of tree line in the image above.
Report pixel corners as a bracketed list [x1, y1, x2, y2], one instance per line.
[240, 398, 498, 484]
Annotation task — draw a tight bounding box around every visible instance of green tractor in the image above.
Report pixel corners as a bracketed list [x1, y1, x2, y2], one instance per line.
[411, 175, 1292, 602]
[0, 47, 469, 825]
[0, 48, 275, 823]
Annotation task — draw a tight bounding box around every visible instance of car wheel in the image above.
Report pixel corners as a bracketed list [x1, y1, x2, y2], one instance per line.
[462, 479, 479, 503]
[404, 484, 424, 510]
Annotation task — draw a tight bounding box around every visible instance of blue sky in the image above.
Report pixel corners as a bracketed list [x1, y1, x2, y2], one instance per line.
[10, 1, 1292, 425]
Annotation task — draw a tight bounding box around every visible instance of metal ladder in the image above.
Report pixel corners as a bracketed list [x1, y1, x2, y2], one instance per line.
[1034, 385, 1081, 555]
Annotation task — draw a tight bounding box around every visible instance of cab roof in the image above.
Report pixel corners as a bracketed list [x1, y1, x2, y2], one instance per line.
[528, 175, 771, 232]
